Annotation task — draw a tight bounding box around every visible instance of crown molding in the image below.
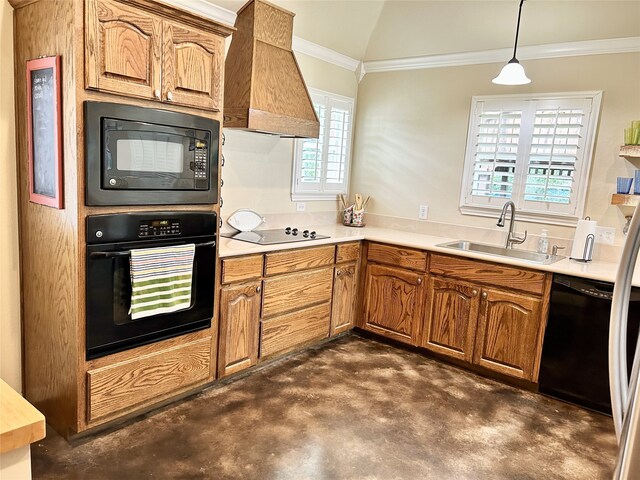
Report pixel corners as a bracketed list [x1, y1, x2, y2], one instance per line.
[164, 0, 237, 27]
[292, 37, 360, 72]
[363, 36, 640, 74]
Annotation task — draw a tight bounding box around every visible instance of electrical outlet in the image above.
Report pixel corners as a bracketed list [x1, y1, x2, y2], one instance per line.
[595, 226, 615, 245]
[296, 202, 306, 212]
[418, 205, 429, 220]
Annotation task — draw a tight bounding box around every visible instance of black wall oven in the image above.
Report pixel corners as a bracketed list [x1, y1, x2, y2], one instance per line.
[84, 101, 219, 206]
[86, 211, 216, 360]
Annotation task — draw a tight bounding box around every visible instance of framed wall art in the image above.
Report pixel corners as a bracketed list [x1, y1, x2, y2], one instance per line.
[26, 55, 63, 209]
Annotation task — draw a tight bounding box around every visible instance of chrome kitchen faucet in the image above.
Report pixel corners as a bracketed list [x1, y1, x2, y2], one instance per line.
[497, 201, 527, 249]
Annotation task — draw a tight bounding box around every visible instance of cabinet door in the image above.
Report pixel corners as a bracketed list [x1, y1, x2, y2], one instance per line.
[331, 264, 358, 336]
[422, 277, 480, 362]
[85, 0, 162, 100]
[473, 288, 543, 381]
[218, 282, 261, 378]
[362, 264, 424, 345]
[162, 21, 224, 110]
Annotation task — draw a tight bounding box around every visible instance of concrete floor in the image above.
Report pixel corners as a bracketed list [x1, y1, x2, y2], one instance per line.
[32, 335, 617, 479]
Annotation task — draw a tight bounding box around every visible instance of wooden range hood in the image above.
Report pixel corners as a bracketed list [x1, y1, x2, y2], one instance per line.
[223, 0, 320, 138]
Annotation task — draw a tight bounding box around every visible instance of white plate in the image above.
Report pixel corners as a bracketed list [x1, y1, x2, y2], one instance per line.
[226, 209, 265, 232]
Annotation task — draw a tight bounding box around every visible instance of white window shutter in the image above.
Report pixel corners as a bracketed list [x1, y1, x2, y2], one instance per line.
[292, 89, 355, 201]
[460, 92, 602, 225]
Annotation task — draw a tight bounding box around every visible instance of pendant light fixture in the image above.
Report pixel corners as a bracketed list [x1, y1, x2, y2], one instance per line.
[493, 0, 531, 85]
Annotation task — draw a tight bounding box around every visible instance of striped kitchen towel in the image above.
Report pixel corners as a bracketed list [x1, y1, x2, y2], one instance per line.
[129, 243, 195, 320]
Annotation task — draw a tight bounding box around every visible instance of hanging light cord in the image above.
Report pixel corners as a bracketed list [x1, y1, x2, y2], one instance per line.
[511, 0, 525, 62]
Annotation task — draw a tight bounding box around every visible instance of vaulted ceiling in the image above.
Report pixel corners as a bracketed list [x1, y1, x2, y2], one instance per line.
[212, 0, 640, 61]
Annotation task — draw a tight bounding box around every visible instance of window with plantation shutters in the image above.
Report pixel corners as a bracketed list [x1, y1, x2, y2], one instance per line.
[292, 88, 354, 200]
[460, 92, 602, 225]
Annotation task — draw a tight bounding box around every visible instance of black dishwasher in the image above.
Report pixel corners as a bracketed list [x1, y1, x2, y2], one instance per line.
[539, 274, 640, 414]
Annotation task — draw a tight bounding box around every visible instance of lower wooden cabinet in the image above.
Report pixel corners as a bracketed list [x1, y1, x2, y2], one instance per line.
[473, 287, 543, 381]
[423, 273, 547, 381]
[260, 303, 331, 358]
[218, 281, 262, 378]
[422, 276, 479, 362]
[362, 263, 424, 345]
[262, 267, 333, 318]
[331, 263, 358, 336]
[87, 337, 211, 422]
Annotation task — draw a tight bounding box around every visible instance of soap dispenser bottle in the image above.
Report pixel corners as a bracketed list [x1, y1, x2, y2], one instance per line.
[537, 229, 549, 254]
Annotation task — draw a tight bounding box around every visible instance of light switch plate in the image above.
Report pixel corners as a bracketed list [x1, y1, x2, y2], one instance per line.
[595, 226, 615, 245]
[418, 205, 429, 220]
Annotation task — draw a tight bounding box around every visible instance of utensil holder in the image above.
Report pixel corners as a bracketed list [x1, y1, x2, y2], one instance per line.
[343, 206, 365, 227]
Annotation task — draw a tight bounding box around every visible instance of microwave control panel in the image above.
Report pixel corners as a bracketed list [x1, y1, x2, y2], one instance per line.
[138, 219, 181, 237]
[194, 141, 208, 180]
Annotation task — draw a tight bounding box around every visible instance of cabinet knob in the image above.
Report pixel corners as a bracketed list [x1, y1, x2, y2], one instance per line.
[417, 277, 422, 285]
[482, 292, 488, 299]
[256, 286, 262, 294]
[472, 289, 478, 297]
[336, 269, 343, 277]
[154, 89, 160, 99]
[167, 91, 173, 101]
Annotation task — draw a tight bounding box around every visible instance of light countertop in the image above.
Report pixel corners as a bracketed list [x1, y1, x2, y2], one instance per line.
[0, 379, 46, 453]
[219, 224, 640, 287]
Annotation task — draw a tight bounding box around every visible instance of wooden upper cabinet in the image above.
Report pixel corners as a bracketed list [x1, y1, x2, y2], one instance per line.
[218, 282, 262, 378]
[473, 287, 544, 381]
[162, 22, 224, 110]
[85, 0, 162, 100]
[423, 277, 480, 363]
[362, 264, 424, 345]
[85, 0, 229, 109]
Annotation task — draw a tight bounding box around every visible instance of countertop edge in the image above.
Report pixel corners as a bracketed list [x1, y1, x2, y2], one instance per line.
[218, 226, 631, 286]
[0, 379, 46, 453]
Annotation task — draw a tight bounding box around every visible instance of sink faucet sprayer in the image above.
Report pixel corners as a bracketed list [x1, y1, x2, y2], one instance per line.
[497, 201, 527, 249]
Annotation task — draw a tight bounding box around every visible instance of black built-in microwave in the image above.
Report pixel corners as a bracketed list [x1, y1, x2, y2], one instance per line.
[84, 101, 219, 205]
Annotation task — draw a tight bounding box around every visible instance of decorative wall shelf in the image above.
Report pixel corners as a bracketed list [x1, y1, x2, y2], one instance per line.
[619, 145, 640, 158]
[611, 193, 640, 207]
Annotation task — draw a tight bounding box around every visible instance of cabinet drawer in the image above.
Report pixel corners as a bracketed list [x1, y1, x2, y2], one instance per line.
[367, 243, 427, 271]
[336, 242, 360, 263]
[262, 267, 333, 318]
[221, 255, 264, 284]
[87, 337, 211, 422]
[265, 245, 335, 276]
[260, 303, 330, 358]
[429, 254, 547, 295]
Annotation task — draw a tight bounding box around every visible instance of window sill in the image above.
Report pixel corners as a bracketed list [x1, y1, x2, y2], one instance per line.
[460, 205, 580, 227]
[291, 192, 342, 202]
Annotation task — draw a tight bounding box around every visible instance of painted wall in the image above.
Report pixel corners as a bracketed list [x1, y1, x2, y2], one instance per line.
[0, 1, 21, 392]
[219, 52, 359, 219]
[350, 53, 640, 242]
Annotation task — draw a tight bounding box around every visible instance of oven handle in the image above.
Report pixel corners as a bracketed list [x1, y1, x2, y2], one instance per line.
[89, 240, 216, 258]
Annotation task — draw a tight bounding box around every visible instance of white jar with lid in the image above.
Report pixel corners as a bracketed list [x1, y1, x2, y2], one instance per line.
[537, 229, 549, 254]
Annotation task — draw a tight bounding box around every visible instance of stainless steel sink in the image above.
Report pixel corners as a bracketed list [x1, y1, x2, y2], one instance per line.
[437, 240, 565, 265]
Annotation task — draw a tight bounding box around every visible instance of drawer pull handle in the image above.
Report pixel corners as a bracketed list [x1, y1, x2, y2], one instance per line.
[472, 289, 478, 297]
[336, 270, 343, 277]
[417, 277, 422, 285]
[482, 292, 488, 299]
[256, 286, 262, 294]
